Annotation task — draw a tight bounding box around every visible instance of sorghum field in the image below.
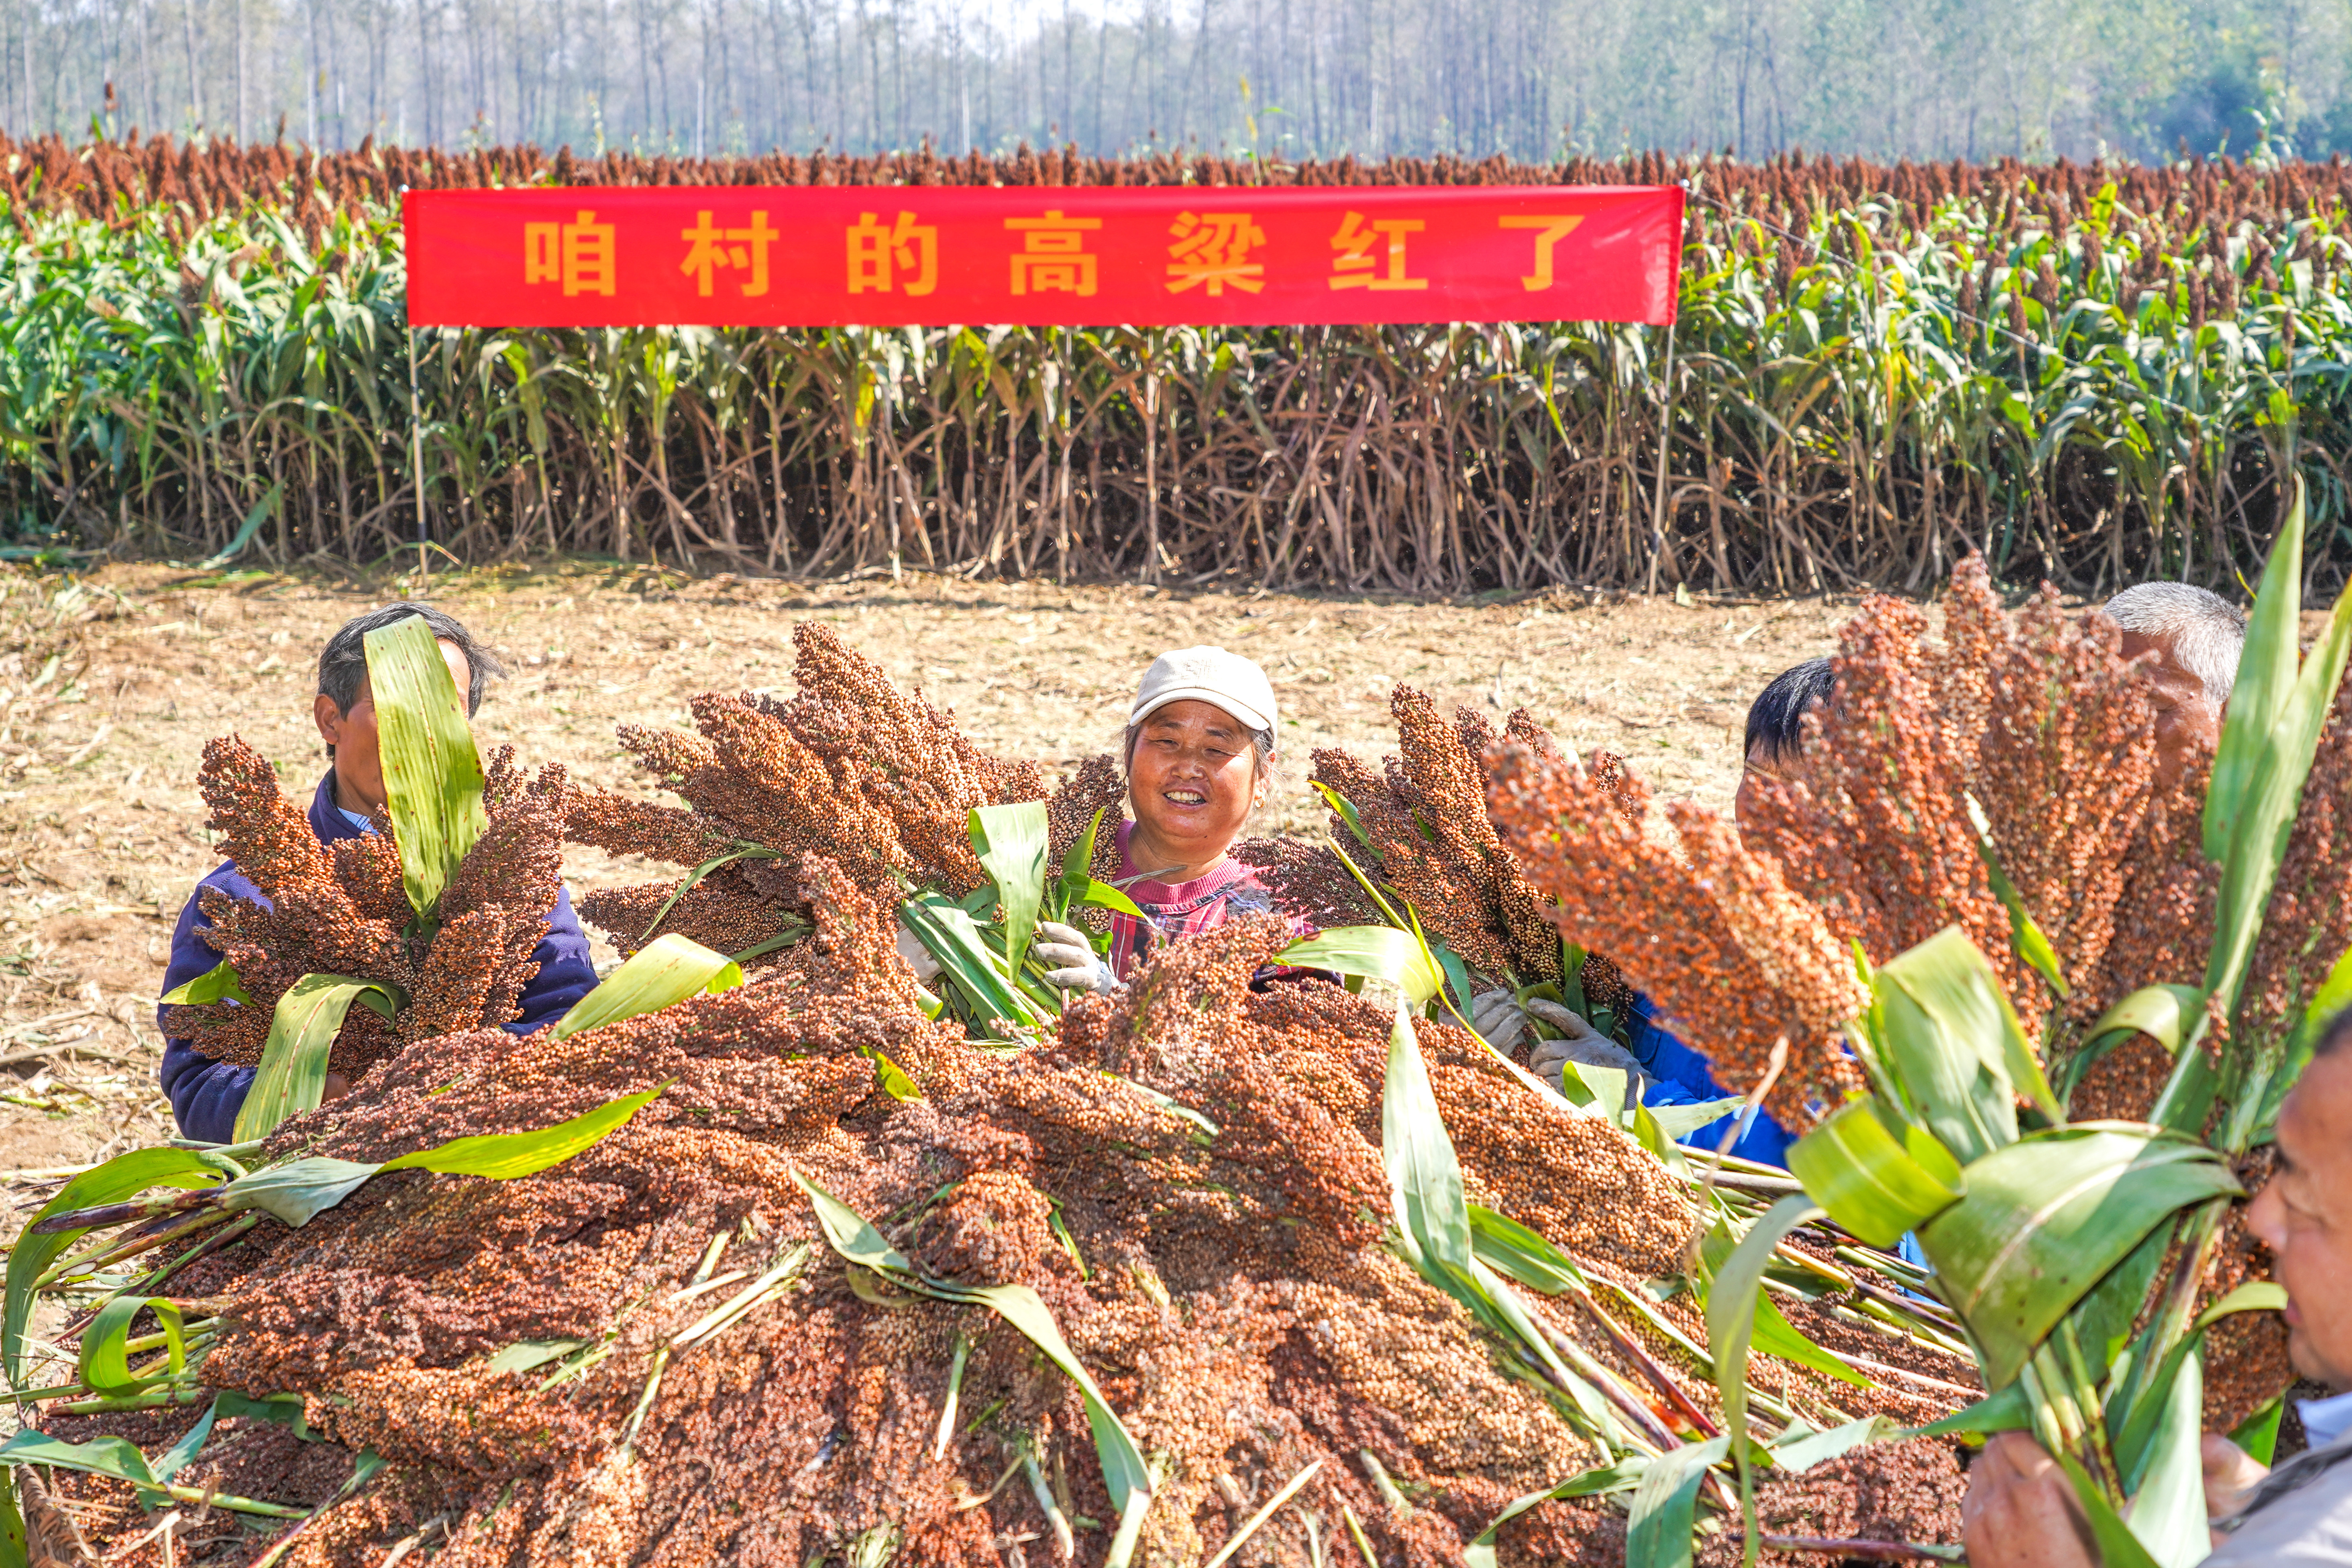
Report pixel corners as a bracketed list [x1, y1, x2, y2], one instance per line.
[3, 135, 2351, 595]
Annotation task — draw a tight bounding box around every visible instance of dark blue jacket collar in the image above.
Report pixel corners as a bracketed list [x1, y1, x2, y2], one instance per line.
[308, 770, 367, 844]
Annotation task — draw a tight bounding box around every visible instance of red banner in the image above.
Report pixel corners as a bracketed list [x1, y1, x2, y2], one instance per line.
[403, 185, 1682, 328]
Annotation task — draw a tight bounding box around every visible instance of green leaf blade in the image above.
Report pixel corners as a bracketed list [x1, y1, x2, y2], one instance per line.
[1380, 1004, 1472, 1278]
[0, 1430, 158, 1489]
[2204, 485, 2306, 863]
[1918, 1128, 2241, 1388]
[1055, 807, 1106, 920]
[900, 892, 1049, 1034]
[6, 1148, 227, 1387]
[863, 1046, 923, 1101]
[1076, 878, 1146, 919]
[1785, 1096, 1963, 1248]
[159, 958, 250, 1007]
[233, 974, 397, 1142]
[792, 1176, 1155, 1523]
[965, 1283, 1156, 1515]
[1966, 792, 2071, 1001]
[1466, 1203, 1590, 1297]
[970, 802, 1050, 983]
[77, 1295, 177, 1396]
[2079, 984, 2204, 1059]
[379, 1084, 666, 1179]
[364, 612, 489, 921]
[793, 1171, 921, 1276]
[1768, 1415, 1901, 1472]
[1623, 1435, 1732, 1568]
[552, 934, 743, 1040]
[1751, 1292, 1871, 1388]
[1280, 926, 1443, 1007]
[2200, 487, 2352, 1040]
[2227, 1397, 2285, 1468]
[1702, 1196, 1825, 1459]
[216, 1156, 383, 1227]
[1874, 927, 2035, 1161]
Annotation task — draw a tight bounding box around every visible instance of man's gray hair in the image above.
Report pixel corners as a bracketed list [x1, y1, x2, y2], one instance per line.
[2103, 581, 2248, 704]
[318, 603, 505, 721]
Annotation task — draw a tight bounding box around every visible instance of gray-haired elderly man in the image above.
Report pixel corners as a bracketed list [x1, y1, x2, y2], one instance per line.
[2104, 580, 2247, 788]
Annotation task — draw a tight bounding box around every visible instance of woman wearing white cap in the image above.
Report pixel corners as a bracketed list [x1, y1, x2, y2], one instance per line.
[1028, 646, 1304, 992]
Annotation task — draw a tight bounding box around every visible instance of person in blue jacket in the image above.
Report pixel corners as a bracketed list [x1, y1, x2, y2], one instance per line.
[1472, 657, 1838, 1167]
[158, 603, 597, 1143]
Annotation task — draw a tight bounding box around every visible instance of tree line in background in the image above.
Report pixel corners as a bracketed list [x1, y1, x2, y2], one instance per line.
[2, 0, 2352, 166]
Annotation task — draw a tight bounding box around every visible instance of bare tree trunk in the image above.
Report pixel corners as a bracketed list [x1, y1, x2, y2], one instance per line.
[854, 0, 876, 145]
[368, 0, 388, 136]
[791, 0, 818, 146]
[415, 0, 433, 142]
[137, 0, 157, 129]
[303, 0, 321, 143]
[463, 0, 486, 135]
[654, 0, 672, 139]
[889, 0, 903, 145]
[1183, 0, 1210, 136]
[824, 0, 841, 145]
[511, 0, 527, 141]
[631, 0, 652, 138]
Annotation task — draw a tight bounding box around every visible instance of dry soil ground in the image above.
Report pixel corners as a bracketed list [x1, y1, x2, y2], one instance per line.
[0, 558, 1858, 1180]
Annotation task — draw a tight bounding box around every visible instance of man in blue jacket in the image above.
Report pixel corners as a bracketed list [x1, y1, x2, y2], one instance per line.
[158, 603, 597, 1142]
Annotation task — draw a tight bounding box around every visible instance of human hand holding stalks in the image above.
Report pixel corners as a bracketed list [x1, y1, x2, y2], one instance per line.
[1032, 921, 1117, 994]
[1525, 1005, 1645, 1107]
[1469, 988, 1645, 1105]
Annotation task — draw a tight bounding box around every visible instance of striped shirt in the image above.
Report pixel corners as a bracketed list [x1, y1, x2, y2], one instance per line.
[1105, 820, 1308, 980]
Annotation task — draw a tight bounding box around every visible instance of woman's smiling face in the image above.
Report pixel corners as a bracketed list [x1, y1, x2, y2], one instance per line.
[1127, 699, 1264, 869]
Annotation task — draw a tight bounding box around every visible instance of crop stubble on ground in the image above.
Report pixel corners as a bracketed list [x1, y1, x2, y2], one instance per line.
[0, 561, 1852, 1177]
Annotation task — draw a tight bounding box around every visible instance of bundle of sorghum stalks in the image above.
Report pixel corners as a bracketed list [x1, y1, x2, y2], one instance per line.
[1487, 556, 2352, 1429]
[164, 737, 568, 1083]
[1485, 557, 2214, 1138]
[24, 890, 1972, 1566]
[563, 622, 1121, 964]
[1236, 689, 1643, 1041]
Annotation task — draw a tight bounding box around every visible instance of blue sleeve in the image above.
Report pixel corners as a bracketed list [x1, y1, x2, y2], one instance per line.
[158, 875, 253, 1142]
[1625, 993, 1733, 1101]
[509, 887, 598, 1034]
[160, 1040, 255, 1144]
[1692, 1105, 1794, 1168]
[1626, 992, 1794, 1168]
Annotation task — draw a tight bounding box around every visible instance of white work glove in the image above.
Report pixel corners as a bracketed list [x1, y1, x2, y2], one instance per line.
[1469, 987, 1533, 1051]
[1524, 998, 1647, 1109]
[1032, 920, 1119, 995]
[894, 922, 942, 983]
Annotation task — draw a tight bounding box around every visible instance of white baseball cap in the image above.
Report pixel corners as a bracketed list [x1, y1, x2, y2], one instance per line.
[1131, 646, 1278, 734]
